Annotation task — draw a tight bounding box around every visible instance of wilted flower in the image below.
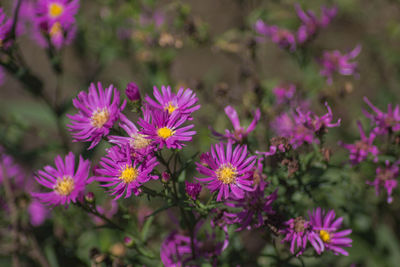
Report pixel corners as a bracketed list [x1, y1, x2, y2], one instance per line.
[363, 97, 400, 135]
[318, 45, 361, 84]
[145, 86, 200, 119]
[138, 107, 196, 150]
[67, 82, 126, 149]
[196, 141, 256, 201]
[341, 121, 379, 165]
[367, 160, 399, 203]
[95, 145, 158, 199]
[185, 181, 202, 200]
[210, 106, 261, 143]
[256, 136, 291, 157]
[308, 208, 352, 256]
[32, 152, 91, 207]
[255, 20, 296, 51]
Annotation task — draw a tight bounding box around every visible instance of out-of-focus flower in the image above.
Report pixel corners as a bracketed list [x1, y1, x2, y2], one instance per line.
[125, 82, 141, 102]
[318, 45, 361, 84]
[280, 216, 324, 256]
[367, 160, 399, 203]
[273, 84, 296, 105]
[92, 199, 118, 225]
[225, 181, 277, 231]
[254, 20, 296, 51]
[341, 121, 379, 165]
[185, 181, 202, 200]
[28, 199, 50, 226]
[295, 4, 337, 44]
[95, 145, 158, 199]
[67, 82, 126, 149]
[0, 8, 14, 49]
[32, 152, 91, 207]
[138, 107, 196, 150]
[144, 86, 200, 120]
[160, 222, 228, 266]
[363, 97, 400, 135]
[196, 141, 256, 201]
[210, 106, 260, 144]
[271, 103, 340, 148]
[308, 208, 352, 256]
[140, 8, 165, 28]
[108, 114, 154, 160]
[33, 0, 79, 49]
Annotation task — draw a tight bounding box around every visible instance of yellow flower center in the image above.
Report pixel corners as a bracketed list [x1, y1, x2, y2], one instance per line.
[54, 176, 75, 196]
[49, 22, 62, 37]
[157, 127, 175, 139]
[130, 134, 151, 150]
[216, 164, 237, 184]
[49, 3, 64, 18]
[164, 102, 178, 114]
[319, 230, 331, 243]
[119, 165, 139, 183]
[91, 108, 110, 128]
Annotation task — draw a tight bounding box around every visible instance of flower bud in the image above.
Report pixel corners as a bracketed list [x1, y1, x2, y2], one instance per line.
[125, 82, 141, 102]
[124, 236, 134, 247]
[161, 172, 171, 182]
[85, 192, 95, 203]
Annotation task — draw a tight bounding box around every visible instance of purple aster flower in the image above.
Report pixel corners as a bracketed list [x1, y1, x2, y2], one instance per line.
[138, 107, 196, 150]
[273, 84, 296, 105]
[295, 4, 337, 44]
[341, 121, 379, 165]
[32, 152, 91, 207]
[367, 160, 399, 203]
[36, 0, 79, 27]
[280, 216, 324, 256]
[195, 141, 257, 201]
[67, 82, 126, 149]
[210, 106, 261, 143]
[255, 19, 296, 51]
[363, 97, 400, 135]
[185, 181, 202, 200]
[95, 145, 158, 199]
[33, 0, 79, 49]
[28, 199, 50, 226]
[144, 85, 200, 120]
[319, 45, 361, 84]
[271, 103, 340, 148]
[108, 113, 155, 160]
[308, 208, 352, 256]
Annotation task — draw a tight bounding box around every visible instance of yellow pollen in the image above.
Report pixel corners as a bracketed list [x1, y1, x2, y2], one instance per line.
[157, 127, 175, 139]
[119, 166, 139, 183]
[91, 108, 110, 128]
[319, 230, 331, 243]
[164, 102, 178, 114]
[216, 164, 237, 184]
[54, 176, 75, 196]
[130, 134, 151, 150]
[49, 3, 64, 18]
[49, 22, 62, 37]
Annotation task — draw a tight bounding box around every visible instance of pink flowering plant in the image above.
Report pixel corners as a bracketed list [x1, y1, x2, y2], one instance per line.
[1, 1, 400, 266]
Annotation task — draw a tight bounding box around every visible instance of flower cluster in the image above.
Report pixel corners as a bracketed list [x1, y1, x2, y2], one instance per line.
[255, 3, 337, 50]
[281, 208, 352, 256]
